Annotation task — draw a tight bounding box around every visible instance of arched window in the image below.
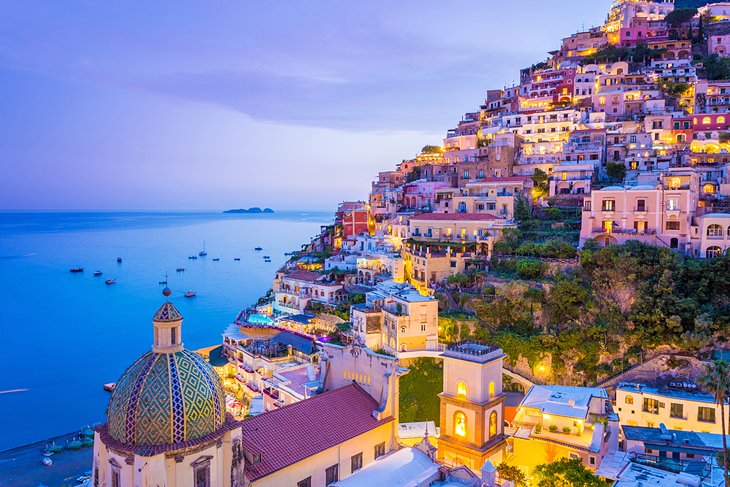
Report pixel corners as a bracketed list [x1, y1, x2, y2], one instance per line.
[625, 395, 634, 405]
[703, 117, 712, 125]
[704, 184, 717, 194]
[489, 411, 498, 438]
[718, 116, 726, 124]
[707, 224, 723, 238]
[489, 381, 495, 398]
[454, 412, 467, 437]
[707, 246, 723, 258]
[457, 202, 467, 213]
[400, 326, 406, 334]
[457, 382, 468, 400]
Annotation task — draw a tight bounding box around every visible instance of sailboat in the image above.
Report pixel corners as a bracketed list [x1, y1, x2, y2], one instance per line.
[198, 241, 208, 257]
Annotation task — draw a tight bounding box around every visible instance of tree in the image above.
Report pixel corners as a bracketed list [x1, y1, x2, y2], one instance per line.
[514, 193, 532, 222]
[531, 169, 549, 200]
[533, 458, 605, 487]
[421, 145, 442, 154]
[703, 54, 730, 81]
[665, 8, 698, 27]
[496, 463, 527, 487]
[606, 162, 626, 182]
[405, 167, 422, 183]
[447, 273, 470, 291]
[699, 359, 730, 486]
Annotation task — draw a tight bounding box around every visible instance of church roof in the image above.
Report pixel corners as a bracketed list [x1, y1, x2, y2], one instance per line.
[242, 383, 395, 481]
[153, 302, 181, 321]
[107, 349, 227, 446]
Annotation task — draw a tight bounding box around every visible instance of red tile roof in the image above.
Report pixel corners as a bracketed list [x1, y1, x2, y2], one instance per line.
[410, 212, 500, 221]
[476, 176, 531, 183]
[283, 269, 323, 282]
[242, 383, 394, 481]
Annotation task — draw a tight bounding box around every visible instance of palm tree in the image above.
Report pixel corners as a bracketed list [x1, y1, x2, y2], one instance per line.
[699, 359, 730, 486]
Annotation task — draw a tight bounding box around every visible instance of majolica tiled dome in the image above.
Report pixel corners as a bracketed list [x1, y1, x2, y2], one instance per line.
[107, 301, 226, 446]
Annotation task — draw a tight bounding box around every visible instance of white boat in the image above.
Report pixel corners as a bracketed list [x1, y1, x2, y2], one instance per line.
[184, 290, 196, 298]
[198, 241, 207, 257]
[105, 279, 116, 285]
[41, 457, 52, 467]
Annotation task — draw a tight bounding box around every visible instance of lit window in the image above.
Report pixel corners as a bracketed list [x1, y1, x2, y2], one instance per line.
[489, 411, 498, 438]
[625, 395, 634, 405]
[703, 117, 712, 125]
[457, 382, 467, 399]
[454, 412, 467, 437]
[718, 116, 726, 124]
[489, 381, 495, 398]
[707, 224, 723, 237]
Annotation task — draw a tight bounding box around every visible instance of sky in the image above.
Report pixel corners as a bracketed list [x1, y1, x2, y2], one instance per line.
[0, 1, 611, 211]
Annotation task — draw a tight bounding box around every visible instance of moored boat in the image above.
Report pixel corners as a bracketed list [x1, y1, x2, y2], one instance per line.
[254, 247, 263, 251]
[70, 267, 84, 273]
[188, 255, 197, 260]
[93, 271, 103, 277]
[41, 457, 52, 467]
[212, 258, 220, 261]
[234, 258, 241, 261]
[176, 267, 185, 272]
[103, 383, 116, 392]
[105, 278, 116, 285]
[116, 257, 122, 263]
[184, 290, 196, 298]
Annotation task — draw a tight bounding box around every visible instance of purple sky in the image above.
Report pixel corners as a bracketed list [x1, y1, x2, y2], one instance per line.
[0, 1, 610, 210]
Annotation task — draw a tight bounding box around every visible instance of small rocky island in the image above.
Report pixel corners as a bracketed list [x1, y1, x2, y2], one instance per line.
[223, 207, 274, 214]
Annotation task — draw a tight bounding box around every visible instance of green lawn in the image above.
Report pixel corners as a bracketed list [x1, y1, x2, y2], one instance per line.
[399, 357, 443, 426]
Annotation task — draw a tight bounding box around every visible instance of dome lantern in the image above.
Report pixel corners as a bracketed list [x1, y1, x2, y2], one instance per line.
[152, 290, 183, 353]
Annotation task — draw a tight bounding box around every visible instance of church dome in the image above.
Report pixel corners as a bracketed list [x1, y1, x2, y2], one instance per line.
[106, 301, 227, 446]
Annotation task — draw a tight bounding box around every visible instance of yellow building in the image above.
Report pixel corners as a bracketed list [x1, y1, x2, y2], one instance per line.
[509, 385, 618, 477]
[616, 383, 730, 434]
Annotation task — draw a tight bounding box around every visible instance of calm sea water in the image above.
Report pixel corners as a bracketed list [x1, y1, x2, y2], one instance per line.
[0, 211, 330, 451]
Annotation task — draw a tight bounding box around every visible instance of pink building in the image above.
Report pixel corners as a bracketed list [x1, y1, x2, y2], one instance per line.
[580, 170, 700, 253]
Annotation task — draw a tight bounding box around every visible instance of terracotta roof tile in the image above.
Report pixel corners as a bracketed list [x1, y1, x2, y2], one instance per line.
[242, 383, 394, 481]
[283, 269, 323, 282]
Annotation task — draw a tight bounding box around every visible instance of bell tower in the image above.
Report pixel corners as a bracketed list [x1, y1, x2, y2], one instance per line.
[437, 341, 507, 471]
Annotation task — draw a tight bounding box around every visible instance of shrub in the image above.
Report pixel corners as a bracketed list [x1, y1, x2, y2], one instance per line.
[516, 259, 543, 279]
[563, 426, 572, 434]
[548, 424, 558, 432]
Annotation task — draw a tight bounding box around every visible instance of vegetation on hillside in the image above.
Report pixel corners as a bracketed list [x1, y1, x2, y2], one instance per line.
[399, 358, 443, 425]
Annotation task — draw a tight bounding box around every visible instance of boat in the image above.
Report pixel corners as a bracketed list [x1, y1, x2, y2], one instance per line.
[234, 258, 241, 261]
[41, 457, 52, 467]
[176, 267, 185, 272]
[116, 257, 122, 263]
[158, 280, 167, 285]
[212, 258, 220, 262]
[188, 255, 198, 260]
[69, 267, 84, 273]
[105, 279, 116, 285]
[263, 255, 270, 259]
[184, 290, 196, 298]
[93, 271, 103, 277]
[198, 241, 207, 257]
[103, 383, 116, 392]
[254, 247, 263, 251]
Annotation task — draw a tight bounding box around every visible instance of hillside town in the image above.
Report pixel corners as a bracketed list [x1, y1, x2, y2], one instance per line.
[87, 1, 730, 486]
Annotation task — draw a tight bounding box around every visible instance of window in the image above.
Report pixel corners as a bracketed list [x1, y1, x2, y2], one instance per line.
[112, 470, 121, 487]
[589, 456, 596, 466]
[171, 327, 177, 345]
[666, 221, 680, 231]
[719, 116, 726, 124]
[636, 199, 646, 212]
[625, 395, 634, 405]
[400, 326, 406, 334]
[569, 453, 580, 460]
[351, 453, 363, 473]
[420, 323, 426, 332]
[707, 224, 723, 237]
[643, 398, 659, 414]
[698, 407, 716, 423]
[454, 412, 467, 437]
[670, 403, 684, 419]
[703, 116, 712, 125]
[602, 199, 615, 211]
[457, 382, 468, 399]
[297, 478, 312, 487]
[463, 170, 470, 179]
[489, 381, 495, 398]
[707, 246, 723, 258]
[194, 465, 210, 487]
[325, 464, 339, 485]
[374, 442, 386, 459]
[489, 411, 498, 438]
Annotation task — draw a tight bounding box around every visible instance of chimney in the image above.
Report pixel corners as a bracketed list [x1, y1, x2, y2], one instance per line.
[481, 460, 497, 487]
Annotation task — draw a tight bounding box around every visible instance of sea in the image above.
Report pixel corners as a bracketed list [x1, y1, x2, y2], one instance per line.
[0, 211, 331, 451]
